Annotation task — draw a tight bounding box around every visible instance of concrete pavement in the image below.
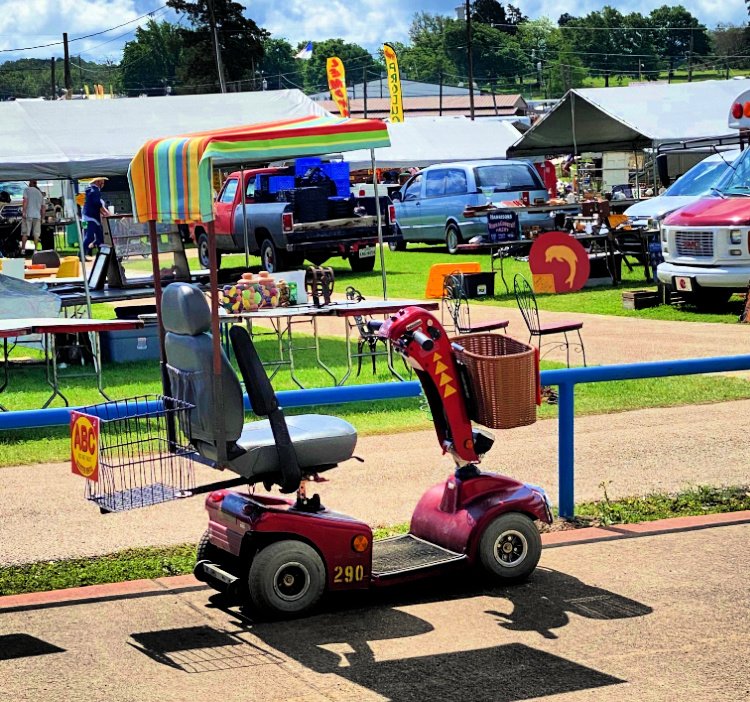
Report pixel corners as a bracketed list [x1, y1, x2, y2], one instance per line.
[1, 519, 747, 702]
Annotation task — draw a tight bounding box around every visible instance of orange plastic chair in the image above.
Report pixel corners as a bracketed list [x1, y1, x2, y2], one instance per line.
[425, 262, 481, 299]
[56, 257, 81, 278]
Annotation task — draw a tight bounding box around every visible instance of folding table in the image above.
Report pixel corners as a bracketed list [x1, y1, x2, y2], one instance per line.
[0, 321, 32, 411]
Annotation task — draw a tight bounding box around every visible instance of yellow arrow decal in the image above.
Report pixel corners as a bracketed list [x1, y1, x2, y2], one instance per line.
[439, 373, 452, 387]
[443, 384, 457, 398]
[434, 361, 448, 374]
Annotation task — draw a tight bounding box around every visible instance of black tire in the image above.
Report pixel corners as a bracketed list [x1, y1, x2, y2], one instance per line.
[197, 530, 224, 564]
[349, 253, 376, 272]
[682, 288, 733, 310]
[248, 540, 326, 618]
[389, 240, 406, 252]
[197, 231, 221, 270]
[478, 513, 541, 583]
[260, 238, 287, 273]
[445, 223, 462, 255]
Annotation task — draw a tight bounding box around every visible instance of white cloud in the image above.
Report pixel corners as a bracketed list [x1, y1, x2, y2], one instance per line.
[1, 0, 747, 65]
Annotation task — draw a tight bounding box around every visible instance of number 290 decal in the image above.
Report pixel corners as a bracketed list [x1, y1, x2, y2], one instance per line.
[333, 564, 365, 583]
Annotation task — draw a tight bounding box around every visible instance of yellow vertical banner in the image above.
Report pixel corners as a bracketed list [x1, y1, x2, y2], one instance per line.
[326, 56, 350, 118]
[383, 43, 404, 122]
[84, 84, 90, 98]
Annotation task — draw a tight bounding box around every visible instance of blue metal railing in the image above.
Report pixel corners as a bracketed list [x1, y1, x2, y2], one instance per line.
[3, 355, 750, 521]
[541, 355, 750, 518]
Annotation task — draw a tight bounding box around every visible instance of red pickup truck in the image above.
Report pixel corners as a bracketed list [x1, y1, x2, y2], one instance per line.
[188, 167, 395, 273]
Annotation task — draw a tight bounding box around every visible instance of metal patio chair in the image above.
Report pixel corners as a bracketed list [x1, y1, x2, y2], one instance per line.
[513, 274, 586, 367]
[441, 272, 509, 336]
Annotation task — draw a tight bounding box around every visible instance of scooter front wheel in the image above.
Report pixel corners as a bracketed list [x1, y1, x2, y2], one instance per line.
[479, 513, 542, 583]
[248, 540, 326, 618]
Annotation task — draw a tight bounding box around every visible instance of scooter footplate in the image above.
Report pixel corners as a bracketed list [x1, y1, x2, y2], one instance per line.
[372, 534, 465, 577]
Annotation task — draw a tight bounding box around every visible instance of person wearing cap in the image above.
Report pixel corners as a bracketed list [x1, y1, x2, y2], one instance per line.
[82, 177, 110, 257]
[21, 179, 45, 253]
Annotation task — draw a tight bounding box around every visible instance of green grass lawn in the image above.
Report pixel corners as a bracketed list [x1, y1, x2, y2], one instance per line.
[3, 327, 750, 467]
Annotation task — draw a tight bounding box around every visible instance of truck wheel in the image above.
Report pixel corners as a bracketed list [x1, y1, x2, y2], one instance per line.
[682, 288, 733, 310]
[349, 253, 376, 272]
[260, 238, 287, 273]
[478, 513, 541, 583]
[248, 540, 326, 618]
[389, 240, 406, 252]
[445, 224, 462, 255]
[197, 232, 222, 270]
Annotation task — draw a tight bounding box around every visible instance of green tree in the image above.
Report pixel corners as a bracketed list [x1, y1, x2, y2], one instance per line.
[301, 38, 377, 94]
[121, 20, 183, 95]
[471, 0, 527, 35]
[712, 24, 750, 70]
[260, 38, 298, 89]
[648, 5, 711, 63]
[166, 0, 268, 92]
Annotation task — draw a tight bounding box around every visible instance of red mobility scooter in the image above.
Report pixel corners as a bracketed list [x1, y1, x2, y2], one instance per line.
[161, 283, 552, 618]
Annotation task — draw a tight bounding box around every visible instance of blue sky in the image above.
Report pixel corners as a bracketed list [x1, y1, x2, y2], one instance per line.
[1, 1, 747, 61]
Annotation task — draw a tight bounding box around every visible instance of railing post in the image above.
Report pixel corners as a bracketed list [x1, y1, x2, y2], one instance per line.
[557, 381, 576, 519]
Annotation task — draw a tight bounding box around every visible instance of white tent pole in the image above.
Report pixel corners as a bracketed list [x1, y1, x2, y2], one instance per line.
[371, 148, 387, 300]
[65, 179, 92, 318]
[570, 92, 579, 195]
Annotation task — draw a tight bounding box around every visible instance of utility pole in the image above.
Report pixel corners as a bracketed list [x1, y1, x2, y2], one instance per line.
[465, 0, 475, 120]
[363, 66, 368, 118]
[439, 69, 443, 116]
[687, 30, 694, 83]
[63, 33, 71, 99]
[207, 0, 227, 93]
[50, 57, 56, 100]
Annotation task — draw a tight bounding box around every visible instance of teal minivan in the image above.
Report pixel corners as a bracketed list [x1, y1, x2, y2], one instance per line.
[391, 160, 549, 253]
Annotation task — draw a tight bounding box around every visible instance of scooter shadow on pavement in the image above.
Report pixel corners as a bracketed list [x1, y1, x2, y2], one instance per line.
[168, 566, 650, 699]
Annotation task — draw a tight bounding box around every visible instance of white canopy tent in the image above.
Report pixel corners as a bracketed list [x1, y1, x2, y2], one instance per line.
[340, 117, 523, 169]
[509, 79, 750, 157]
[0, 90, 330, 180]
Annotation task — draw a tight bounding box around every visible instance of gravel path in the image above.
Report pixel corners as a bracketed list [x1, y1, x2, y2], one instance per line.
[2, 398, 749, 566]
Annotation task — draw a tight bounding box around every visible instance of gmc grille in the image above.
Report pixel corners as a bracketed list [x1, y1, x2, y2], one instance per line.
[675, 231, 713, 257]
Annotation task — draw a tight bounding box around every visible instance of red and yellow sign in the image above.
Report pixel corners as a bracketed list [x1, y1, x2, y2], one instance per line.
[383, 43, 404, 122]
[529, 231, 590, 293]
[71, 411, 100, 481]
[326, 57, 350, 118]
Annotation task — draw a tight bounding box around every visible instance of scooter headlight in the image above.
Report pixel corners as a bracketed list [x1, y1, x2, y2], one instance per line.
[730, 229, 742, 245]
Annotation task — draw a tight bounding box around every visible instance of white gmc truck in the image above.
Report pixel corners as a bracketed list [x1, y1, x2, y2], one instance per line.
[657, 90, 750, 307]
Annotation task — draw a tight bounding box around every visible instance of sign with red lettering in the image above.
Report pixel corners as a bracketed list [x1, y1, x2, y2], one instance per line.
[326, 57, 350, 118]
[71, 411, 100, 481]
[383, 43, 404, 122]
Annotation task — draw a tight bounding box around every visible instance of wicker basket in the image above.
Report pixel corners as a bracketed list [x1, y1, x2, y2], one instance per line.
[453, 333, 538, 429]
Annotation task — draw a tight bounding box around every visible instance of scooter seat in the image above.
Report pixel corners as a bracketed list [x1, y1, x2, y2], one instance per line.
[231, 413, 357, 477]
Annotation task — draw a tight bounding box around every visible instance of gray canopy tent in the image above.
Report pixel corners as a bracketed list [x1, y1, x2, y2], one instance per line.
[508, 79, 750, 157]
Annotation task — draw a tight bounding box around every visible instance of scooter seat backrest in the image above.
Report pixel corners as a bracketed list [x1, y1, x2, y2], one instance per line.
[162, 283, 243, 450]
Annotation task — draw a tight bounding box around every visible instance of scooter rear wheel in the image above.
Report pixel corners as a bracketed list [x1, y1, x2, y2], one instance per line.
[248, 540, 326, 618]
[478, 513, 541, 583]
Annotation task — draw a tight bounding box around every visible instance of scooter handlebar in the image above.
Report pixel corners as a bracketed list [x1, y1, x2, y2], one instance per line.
[411, 330, 434, 351]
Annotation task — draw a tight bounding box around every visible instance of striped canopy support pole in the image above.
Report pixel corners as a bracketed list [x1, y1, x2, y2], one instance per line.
[372, 148, 387, 300]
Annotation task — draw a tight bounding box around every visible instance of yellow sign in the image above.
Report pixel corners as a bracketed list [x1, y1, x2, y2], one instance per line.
[383, 43, 404, 122]
[71, 412, 100, 481]
[326, 57, 350, 118]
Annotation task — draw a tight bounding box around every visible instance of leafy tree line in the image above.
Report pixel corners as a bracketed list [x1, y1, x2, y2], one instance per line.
[1, 1, 749, 100]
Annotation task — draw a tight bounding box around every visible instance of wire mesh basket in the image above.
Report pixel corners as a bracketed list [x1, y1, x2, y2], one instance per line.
[74, 395, 196, 512]
[452, 334, 539, 430]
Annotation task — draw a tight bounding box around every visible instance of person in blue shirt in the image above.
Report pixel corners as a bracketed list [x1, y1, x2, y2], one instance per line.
[82, 177, 110, 256]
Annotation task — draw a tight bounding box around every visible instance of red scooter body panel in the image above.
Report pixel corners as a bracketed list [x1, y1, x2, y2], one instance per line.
[410, 473, 552, 556]
[206, 492, 373, 592]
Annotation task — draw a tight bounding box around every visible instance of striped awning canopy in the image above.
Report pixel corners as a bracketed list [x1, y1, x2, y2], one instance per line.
[128, 114, 390, 223]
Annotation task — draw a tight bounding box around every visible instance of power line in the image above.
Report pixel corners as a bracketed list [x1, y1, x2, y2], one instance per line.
[0, 5, 167, 53]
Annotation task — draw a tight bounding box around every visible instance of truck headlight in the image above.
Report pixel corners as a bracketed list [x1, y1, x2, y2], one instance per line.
[661, 227, 668, 243]
[730, 229, 742, 244]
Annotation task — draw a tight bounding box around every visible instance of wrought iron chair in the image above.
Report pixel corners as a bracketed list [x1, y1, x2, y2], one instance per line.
[513, 274, 586, 367]
[441, 272, 509, 336]
[344, 286, 388, 375]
